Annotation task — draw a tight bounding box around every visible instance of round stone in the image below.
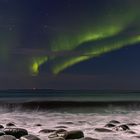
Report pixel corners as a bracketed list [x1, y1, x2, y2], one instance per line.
[0, 135, 16, 140]
[4, 128, 28, 138]
[20, 134, 41, 140]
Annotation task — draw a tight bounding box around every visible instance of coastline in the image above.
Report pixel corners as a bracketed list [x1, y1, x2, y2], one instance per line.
[0, 100, 140, 110]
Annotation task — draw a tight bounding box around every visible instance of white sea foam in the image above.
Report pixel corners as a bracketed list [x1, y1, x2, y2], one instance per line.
[0, 106, 140, 140]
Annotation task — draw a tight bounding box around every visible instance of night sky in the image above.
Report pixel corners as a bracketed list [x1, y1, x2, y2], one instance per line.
[0, 0, 140, 89]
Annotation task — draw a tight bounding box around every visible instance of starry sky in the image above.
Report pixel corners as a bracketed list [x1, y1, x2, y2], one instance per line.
[0, 0, 140, 89]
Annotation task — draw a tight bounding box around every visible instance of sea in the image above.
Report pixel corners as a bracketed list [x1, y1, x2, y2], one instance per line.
[1, 89, 140, 140]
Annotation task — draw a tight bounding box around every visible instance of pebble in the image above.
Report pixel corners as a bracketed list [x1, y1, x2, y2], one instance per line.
[55, 129, 67, 134]
[125, 130, 136, 134]
[0, 125, 4, 129]
[54, 126, 68, 129]
[126, 123, 137, 126]
[78, 121, 87, 124]
[114, 124, 130, 131]
[95, 128, 112, 132]
[49, 137, 65, 140]
[55, 129, 67, 138]
[6, 123, 15, 127]
[108, 120, 120, 124]
[104, 123, 116, 128]
[34, 124, 42, 127]
[58, 122, 74, 125]
[39, 129, 56, 133]
[133, 136, 140, 138]
[20, 134, 41, 140]
[48, 133, 58, 139]
[80, 137, 100, 140]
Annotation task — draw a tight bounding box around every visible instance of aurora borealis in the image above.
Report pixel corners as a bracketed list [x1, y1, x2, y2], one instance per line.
[0, 0, 140, 89]
[31, 0, 140, 74]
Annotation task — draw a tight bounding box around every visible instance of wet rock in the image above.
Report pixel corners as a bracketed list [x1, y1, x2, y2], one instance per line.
[49, 137, 65, 140]
[20, 134, 41, 140]
[108, 120, 120, 124]
[114, 124, 130, 131]
[58, 122, 74, 125]
[6, 123, 15, 127]
[125, 130, 136, 134]
[78, 121, 87, 124]
[50, 130, 85, 140]
[0, 131, 5, 136]
[48, 133, 58, 139]
[95, 128, 112, 132]
[0, 135, 16, 140]
[0, 125, 4, 129]
[80, 137, 100, 140]
[65, 130, 84, 139]
[4, 128, 28, 138]
[54, 126, 68, 129]
[55, 129, 67, 138]
[133, 136, 140, 138]
[34, 124, 42, 127]
[55, 129, 67, 134]
[39, 129, 56, 133]
[127, 123, 137, 126]
[104, 123, 116, 128]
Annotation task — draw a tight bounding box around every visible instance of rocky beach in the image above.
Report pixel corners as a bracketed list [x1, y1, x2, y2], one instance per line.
[0, 90, 140, 140]
[0, 102, 140, 140]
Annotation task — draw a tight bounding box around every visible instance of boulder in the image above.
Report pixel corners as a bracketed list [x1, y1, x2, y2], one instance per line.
[4, 128, 28, 138]
[65, 130, 84, 139]
[95, 128, 112, 132]
[39, 129, 56, 133]
[0, 135, 16, 140]
[20, 134, 40, 140]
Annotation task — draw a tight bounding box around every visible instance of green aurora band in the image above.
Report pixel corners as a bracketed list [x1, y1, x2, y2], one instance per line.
[31, 0, 140, 75]
[52, 33, 140, 74]
[31, 56, 48, 75]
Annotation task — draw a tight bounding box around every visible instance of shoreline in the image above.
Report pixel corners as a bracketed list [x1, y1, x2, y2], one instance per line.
[0, 100, 140, 109]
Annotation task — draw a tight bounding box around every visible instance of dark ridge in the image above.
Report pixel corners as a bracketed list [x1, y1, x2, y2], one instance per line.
[8, 101, 140, 109]
[21, 100, 140, 107]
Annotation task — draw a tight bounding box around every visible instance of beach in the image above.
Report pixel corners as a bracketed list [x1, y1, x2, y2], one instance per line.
[0, 90, 140, 139]
[0, 100, 140, 140]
